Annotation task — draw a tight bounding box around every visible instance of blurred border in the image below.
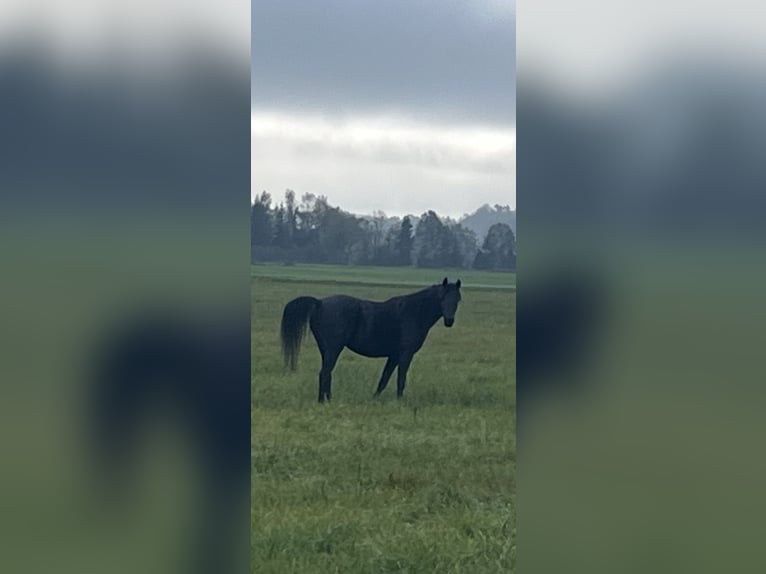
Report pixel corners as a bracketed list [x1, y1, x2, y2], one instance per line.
[0, 2, 250, 573]
[518, 2, 766, 573]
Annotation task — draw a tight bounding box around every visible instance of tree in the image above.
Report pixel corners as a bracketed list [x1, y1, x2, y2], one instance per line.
[473, 250, 491, 270]
[396, 216, 414, 266]
[349, 219, 373, 265]
[273, 203, 289, 248]
[413, 211, 461, 268]
[250, 191, 273, 246]
[368, 210, 387, 264]
[292, 193, 322, 255]
[250, 190, 501, 269]
[473, 222, 516, 270]
[413, 211, 441, 267]
[284, 189, 297, 244]
[440, 225, 462, 268]
[450, 224, 479, 268]
[376, 226, 398, 266]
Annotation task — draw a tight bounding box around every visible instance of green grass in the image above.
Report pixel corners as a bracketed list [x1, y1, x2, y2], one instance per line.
[252, 265, 516, 573]
[251, 263, 515, 290]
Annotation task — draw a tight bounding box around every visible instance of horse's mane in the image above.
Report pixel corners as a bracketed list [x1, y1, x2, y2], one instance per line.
[390, 283, 440, 303]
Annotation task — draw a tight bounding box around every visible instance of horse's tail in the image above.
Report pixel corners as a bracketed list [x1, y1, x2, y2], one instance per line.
[280, 296, 320, 370]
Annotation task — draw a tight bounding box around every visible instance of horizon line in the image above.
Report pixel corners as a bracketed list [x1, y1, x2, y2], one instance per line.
[251, 192, 516, 220]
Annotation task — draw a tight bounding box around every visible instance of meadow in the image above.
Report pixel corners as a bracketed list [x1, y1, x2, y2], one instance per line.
[251, 264, 516, 573]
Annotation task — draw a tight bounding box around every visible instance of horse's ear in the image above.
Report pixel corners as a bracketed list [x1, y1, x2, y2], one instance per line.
[456, 279, 461, 289]
[442, 277, 448, 286]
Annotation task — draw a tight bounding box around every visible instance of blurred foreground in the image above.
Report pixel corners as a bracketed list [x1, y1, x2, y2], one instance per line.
[0, 1, 250, 572]
[518, 2, 766, 572]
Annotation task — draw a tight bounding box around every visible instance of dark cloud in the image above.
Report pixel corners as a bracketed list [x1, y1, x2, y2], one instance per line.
[252, 0, 515, 126]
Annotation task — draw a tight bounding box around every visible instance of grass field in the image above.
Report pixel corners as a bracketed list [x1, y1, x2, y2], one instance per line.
[252, 264, 516, 573]
[252, 262, 515, 290]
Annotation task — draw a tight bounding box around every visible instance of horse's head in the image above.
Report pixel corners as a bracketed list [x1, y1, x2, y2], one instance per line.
[439, 277, 462, 327]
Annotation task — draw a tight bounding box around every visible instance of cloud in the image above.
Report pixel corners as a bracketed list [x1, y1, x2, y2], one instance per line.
[252, 111, 514, 171]
[251, 111, 515, 217]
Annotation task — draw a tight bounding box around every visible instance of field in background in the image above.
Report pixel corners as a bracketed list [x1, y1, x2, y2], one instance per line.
[252, 264, 515, 573]
[252, 262, 515, 290]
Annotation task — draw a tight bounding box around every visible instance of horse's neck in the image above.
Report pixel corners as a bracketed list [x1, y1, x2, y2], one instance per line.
[406, 288, 441, 328]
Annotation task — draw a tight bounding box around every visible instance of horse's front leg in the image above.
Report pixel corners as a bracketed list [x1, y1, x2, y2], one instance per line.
[374, 356, 398, 397]
[396, 352, 414, 398]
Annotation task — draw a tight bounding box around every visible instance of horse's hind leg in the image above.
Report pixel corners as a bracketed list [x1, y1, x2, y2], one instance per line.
[318, 346, 342, 403]
[310, 313, 344, 403]
[374, 356, 398, 397]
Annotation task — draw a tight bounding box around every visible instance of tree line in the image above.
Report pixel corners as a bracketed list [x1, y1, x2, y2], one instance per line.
[251, 190, 515, 270]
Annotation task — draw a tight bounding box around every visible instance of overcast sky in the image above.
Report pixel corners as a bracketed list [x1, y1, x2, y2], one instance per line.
[252, 0, 515, 218]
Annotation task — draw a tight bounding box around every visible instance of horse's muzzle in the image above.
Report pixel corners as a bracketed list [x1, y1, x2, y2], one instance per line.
[444, 318, 455, 327]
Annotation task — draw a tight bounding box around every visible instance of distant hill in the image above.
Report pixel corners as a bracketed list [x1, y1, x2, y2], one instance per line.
[459, 204, 516, 242]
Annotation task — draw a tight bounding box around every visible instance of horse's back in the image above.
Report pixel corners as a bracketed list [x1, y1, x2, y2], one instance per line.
[321, 294, 361, 305]
[312, 294, 399, 357]
[317, 294, 363, 317]
[310, 295, 362, 340]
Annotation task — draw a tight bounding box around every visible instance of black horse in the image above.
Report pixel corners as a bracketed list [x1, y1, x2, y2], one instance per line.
[281, 277, 462, 402]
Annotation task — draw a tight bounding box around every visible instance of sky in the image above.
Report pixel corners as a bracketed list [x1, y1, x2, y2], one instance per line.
[251, 0, 516, 218]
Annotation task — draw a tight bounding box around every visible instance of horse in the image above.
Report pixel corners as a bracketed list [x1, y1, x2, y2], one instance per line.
[280, 277, 462, 403]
